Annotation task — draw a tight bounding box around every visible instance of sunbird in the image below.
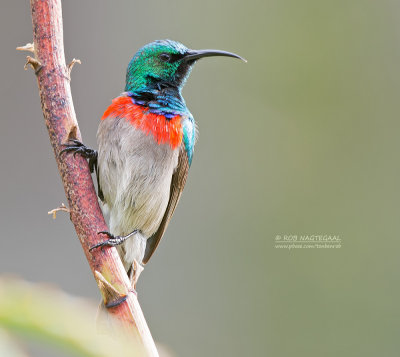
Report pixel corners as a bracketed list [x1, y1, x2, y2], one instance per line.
[62, 40, 245, 288]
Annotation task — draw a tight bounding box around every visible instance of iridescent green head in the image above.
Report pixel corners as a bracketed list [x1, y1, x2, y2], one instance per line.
[125, 39, 245, 93]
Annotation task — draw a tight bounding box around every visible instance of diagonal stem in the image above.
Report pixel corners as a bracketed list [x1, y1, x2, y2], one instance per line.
[25, 1, 159, 355]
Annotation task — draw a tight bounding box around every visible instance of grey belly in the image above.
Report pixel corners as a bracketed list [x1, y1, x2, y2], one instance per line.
[97, 117, 179, 238]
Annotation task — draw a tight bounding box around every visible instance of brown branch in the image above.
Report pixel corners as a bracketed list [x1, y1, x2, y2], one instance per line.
[23, 1, 159, 356]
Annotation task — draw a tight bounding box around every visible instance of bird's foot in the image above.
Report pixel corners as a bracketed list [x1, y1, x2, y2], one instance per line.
[129, 259, 144, 289]
[60, 139, 98, 173]
[89, 230, 139, 251]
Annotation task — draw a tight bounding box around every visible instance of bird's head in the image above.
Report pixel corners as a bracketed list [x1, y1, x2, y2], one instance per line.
[125, 39, 245, 93]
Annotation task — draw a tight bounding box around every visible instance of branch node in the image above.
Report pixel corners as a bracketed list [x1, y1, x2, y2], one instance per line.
[24, 55, 42, 74]
[67, 58, 81, 79]
[16, 43, 35, 53]
[48, 203, 70, 219]
[95, 271, 128, 308]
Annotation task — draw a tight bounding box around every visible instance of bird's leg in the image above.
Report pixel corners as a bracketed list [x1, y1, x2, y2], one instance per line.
[128, 260, 144, 289]
[60, 139, 98, 174]
[60, 140, 104, 201]
[89, 230, 139, 251]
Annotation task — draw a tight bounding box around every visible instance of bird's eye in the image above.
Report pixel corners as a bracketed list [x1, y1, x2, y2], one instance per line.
[159, 53, 171, 62]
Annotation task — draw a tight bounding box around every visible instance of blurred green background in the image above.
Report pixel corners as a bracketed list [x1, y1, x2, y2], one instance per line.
[1, 0, 400, 356]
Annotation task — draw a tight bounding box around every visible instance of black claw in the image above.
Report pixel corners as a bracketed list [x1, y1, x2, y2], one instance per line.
[98, 231, 106, 234]
[60, 140, 96, 158]
[60, 139, 103, 200]
[89, 243, 100, 252]
[60, 140, 98, 174]
[97, 231, 113, 237]
[70, 139, 83, 145]
[59, 146, 78, 156]
[89, 231, 118, 252]
[88, 241, 107, 252]
[89, 230, 139, 252]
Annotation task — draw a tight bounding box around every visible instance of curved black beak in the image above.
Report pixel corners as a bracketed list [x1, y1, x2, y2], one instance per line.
[183, 49, 247, 63]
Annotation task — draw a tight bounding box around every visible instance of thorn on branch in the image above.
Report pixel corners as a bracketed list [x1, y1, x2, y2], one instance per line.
[16, 43, 35, 53]
[24, 55, 42, 74]
[67, 58, 81, 79]
[48, 203, 70, 219]
[95, 271, 128, 308]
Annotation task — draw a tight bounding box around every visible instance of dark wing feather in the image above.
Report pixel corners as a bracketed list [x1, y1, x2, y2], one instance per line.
[142, 145, 189, 264]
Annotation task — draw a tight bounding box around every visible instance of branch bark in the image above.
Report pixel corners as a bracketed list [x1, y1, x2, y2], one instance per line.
[23, 1, 159, 356]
